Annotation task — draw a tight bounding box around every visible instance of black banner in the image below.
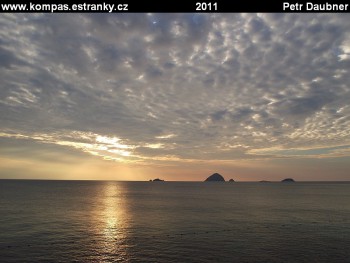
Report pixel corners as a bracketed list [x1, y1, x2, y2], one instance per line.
[1, 0, 349, 13]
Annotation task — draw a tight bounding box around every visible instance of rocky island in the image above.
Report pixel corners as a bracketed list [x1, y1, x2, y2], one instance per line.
[205, 173, 225, 182]
[150, 178, 164, 182]
[281, 178, 295, 183]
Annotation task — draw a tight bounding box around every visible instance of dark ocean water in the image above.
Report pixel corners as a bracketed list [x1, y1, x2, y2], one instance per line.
[1, 180, 350, 262]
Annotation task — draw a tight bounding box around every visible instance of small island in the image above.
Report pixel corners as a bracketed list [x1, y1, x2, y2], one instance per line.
[150, 178, 164, 182]
[205, 173, 225, 182]
[228, 179, 235, 182]
[281, 178, 295, 183]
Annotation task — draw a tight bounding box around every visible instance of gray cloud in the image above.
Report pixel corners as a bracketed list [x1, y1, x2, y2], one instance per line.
[1, 13, 350, 165]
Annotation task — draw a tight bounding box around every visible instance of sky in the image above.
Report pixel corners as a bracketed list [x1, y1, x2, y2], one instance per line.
[1, 13, 350, 181]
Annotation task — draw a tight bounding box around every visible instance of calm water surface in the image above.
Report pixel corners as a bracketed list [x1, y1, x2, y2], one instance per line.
[1, 180, 350, 262]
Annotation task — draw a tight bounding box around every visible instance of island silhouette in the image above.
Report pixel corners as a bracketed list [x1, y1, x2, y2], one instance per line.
[205, 173, 225, 182]
[150, 178, 164, 182]
[281, 178, 295, 183]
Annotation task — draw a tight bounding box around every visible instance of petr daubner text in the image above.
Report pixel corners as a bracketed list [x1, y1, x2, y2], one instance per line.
[283, 2, 348, 11]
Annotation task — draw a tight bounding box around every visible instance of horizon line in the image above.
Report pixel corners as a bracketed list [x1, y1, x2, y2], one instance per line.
[1, 178, 350, 183]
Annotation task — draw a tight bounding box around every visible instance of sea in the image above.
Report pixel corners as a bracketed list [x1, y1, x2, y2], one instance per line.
[1, 180, 350, 263]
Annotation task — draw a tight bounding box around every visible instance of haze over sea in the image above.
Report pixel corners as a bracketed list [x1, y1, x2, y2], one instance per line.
[1, 180, 350, 262]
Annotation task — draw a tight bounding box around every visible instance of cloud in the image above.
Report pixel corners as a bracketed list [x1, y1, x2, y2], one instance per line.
[1, 13, 350, 169]
[249, 145, 350, 159]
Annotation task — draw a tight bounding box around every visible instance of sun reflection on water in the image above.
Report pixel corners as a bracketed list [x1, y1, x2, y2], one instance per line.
[91, 182, 130, 262]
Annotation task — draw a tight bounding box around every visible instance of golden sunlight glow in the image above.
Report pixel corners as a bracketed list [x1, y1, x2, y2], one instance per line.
[108, 149, 132, 157]
[144, 143, 164, 149]
[155, 134, 176, 139]
[96, 135, 132, 149]
[102, 183, 125, 239]
[90, 182, 129, 260]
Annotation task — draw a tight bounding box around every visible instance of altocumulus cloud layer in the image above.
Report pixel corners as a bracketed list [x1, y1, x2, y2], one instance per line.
[1, 14, 350, 171]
